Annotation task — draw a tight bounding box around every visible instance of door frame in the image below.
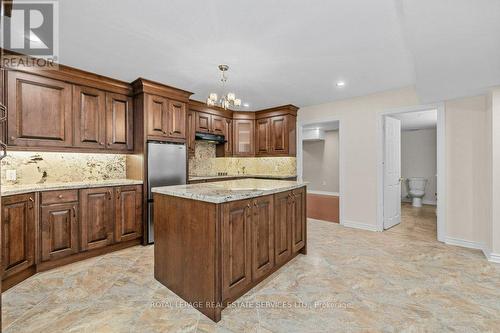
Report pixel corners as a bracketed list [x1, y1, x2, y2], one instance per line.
[377, 103, 446, 242]
[297, 118, 344, 226]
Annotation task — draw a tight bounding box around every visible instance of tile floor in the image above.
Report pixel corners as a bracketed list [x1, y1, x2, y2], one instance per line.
[3, 204, 500, 332]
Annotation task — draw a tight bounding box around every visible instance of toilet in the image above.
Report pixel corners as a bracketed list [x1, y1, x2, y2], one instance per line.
[407, 177, 427, 207]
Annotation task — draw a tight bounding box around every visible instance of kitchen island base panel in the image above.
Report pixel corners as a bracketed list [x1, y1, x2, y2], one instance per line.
[153, 194, 222, 322]
[153, 185, 306, 322]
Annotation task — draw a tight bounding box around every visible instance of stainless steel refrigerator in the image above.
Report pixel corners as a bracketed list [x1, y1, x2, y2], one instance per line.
[147, 141, 186, 244]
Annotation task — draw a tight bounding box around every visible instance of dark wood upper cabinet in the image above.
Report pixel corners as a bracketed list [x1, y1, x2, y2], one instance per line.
[255, 118, 271, 156]
[251, 195, 274, 280]
[224, 118, 232, 156]
[233, 119, 255, 157]
[7, 71, 72, 147]
[274, 191, 292, 266]
[114, 185, 142, 243]
[270, 116, 287, 155]
[211, 115, 225, 135]
[1, 193, 35, 279]
[291, 187, 306, 253]
[73, 85, 106, 149]
[40, 202, 79, 262]
[168, 100, 186, 138]
[80, 187, 114, 251]
[222, 199, 253, 301]
[146, 94, 169, 138]
[195, 112, 212, 133]
[106, 93, 133, 151]
[186, 110, 196, 156]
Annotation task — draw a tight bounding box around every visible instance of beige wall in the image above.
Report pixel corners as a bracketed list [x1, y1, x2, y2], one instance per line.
[299, 87, 420, 229]
[445, 96, 489, 245]
[489, 88, 500, 255]
[401, 129, 437, 204]
[303, 130, 339, 193]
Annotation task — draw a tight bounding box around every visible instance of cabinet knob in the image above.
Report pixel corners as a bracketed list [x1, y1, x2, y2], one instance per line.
[99, 142, 104, 146]
[10, 136, 15, 140]
[58, 194, 63, 199]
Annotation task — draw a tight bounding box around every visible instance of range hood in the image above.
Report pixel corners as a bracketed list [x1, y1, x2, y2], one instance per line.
[195, 132, 226, 144]
[302, 128, 326, 141]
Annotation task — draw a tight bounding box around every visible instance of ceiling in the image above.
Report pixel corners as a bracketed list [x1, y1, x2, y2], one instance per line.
[15, 0, 500, 109]
[393, 109, 437, 130]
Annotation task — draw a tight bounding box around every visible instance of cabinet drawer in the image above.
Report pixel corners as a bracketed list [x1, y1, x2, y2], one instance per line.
[41, 190, 79, 205]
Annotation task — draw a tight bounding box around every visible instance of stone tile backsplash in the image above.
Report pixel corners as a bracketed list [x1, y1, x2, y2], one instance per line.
[189, 141, 297, 177]
[1, 151, 127, 185]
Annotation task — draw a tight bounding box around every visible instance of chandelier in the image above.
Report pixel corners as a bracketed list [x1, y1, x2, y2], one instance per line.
[207, 64, 242, 110]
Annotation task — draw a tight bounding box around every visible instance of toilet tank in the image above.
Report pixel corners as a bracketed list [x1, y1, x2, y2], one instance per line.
[408, 177, 427, 191]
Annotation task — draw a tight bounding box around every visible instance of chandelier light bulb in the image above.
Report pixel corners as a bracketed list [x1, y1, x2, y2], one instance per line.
[209, 93, 218, 101]
[234, 99, 241, 106]
[227, 93, 236, 101]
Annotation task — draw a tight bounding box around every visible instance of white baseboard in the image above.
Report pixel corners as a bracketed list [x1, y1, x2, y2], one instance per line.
[342, 220, 379, 232]
[482, 249, 500, 264]
[401, 198, 437, 206]
[445, 237, 483, 250]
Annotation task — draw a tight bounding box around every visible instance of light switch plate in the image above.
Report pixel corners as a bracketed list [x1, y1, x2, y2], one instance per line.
[6, 169, 16, 181]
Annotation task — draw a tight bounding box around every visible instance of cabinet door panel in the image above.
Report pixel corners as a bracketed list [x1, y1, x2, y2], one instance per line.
[233, 119, 254, 156]
[251, 196, 274, 280]
[291, 187, 306, 253]
[146, 95, 168, 137]
[270, 116, 287, 155]
[168, 100, 186, 138]
[80, 188, 113, 251]
[274, 191, 292, 266]
[7, 71, 72, 147]
[222, 199, 252, 301]
[106, 93, 133, 150]
[255, 118, 270, 156]
[211, 115, 225, 135]
[115, 185, 142, 242]
[224, 118, 232, 156]
[74, 85, 106, 148]
[41, 203, 79, 261]
[1, 193, 35, 278]
[195, 112, 211, 133]
[187, 110, 196, 156]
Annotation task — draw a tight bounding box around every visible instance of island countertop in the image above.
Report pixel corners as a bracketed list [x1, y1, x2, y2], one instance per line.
[151, 178, 307, 203]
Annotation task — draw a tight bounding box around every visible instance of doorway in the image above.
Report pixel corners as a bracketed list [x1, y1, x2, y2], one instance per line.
[378, 105, 445, 241]
[299, 120, 342, 224]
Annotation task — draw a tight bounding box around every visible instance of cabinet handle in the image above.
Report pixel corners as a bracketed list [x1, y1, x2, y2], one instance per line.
[107, 190, 112, 200]
[117, 190, 120, 199]
[72, 206, 77, 218]
[28, 196, 34, 209]
[0, 141, 6, 161]
[0, 103, 6, 122]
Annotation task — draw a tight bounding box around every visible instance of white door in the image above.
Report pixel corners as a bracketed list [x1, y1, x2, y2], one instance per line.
[384, 116, 402, 229]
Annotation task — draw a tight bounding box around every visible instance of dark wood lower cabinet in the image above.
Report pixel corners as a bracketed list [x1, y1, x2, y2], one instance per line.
[222, 199, 253, 301]
[80, 187, 114, 251]
[274, 191, 292, 265]
[40, 202, 79, 261]
[114, 185, 142, 243]
[1, 193, 35, 279]
[154, 186, 306, 323]
[1, 184, 143, 291]
[251, 195, 274, 280]
[291, 187, 306, 253]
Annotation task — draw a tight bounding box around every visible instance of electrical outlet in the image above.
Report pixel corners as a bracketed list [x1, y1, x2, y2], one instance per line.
[6, 169, 17, 181]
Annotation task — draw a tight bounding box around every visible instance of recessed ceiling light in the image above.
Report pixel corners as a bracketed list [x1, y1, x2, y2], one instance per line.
[336, 81, 346, 87]
[243, 103, 250, 107]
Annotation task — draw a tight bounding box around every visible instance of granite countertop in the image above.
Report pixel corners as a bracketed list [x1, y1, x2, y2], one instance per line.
[152, 178, 307, 204]
[189, 174, 297, 181]
[1, 179, 143, 196]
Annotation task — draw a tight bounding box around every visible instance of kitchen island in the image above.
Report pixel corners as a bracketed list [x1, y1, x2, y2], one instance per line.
[152, 179, 307, 322]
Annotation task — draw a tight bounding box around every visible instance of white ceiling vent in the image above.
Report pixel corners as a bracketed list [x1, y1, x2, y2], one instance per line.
[303, 128, 326, 142]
